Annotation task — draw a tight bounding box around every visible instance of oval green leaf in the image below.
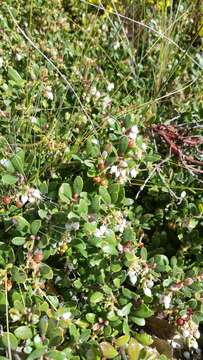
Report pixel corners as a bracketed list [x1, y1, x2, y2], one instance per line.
[128, 338, 142, 360]
[11, 237, 26, 246]
[100, 341, 118, 359]
[90, 291, 103, 304]
[14, 326, 32, 340]
[1, 332, 18, 350]
[73, 176, 83, 194]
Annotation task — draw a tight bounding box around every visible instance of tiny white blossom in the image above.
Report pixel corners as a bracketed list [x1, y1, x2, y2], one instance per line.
[194, 330, 200, 339]
[142, 143, 147, 151]
[55, 276, 62, 283]
[31, 189, 41, 199]
[100, 224, 107, 235]
[182, 329, 190, 337]
[110, 165, 118, 174]
[28, 188, 41, 203]
[91, 138, 99, 145]
[95, 225, 107, 238]
[72, 222, 80, 231]
[0, 159, 9, 167]
[107, 82, 114, 92]
[147, 280, 154, 288]
[95, 228, 102, 237]
[181, 191, 186, 199]
[119, 160, 128, 168]
[31, 116, 37, 124]
[128, 271, 137, 285]
[163, 295, 171, 309]
[114, 41, 120, 50]
[171, 334, 183, 349]
[65, 222, 80, 231]
[130, 168, 138, 178]
[115, 218, 126, 233]
[91, 86, 97, 96]
[95, 90, 101, 99]
[102, 24, 108, 31]
[107, 117, 115, 126]
[16, 53, 23, 61]
[45, 86, 54, 100]
[21, 194, 28, 205]
[62, 312, 71, 320]
[103, 96, 111, 109]
[144, 288, 152, 297]
[131, 125, 139, 134]
[102, 151, 108, 159]
[129, 125, 139, 140]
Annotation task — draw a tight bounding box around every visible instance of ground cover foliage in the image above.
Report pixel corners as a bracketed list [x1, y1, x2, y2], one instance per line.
[0, 0, 203, 359]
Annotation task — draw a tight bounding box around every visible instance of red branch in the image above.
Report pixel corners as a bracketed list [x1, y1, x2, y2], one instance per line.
[152, 124, 203, 174]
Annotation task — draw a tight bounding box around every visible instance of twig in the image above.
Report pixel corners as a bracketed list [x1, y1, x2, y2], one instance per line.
[135, 157, 170, 199]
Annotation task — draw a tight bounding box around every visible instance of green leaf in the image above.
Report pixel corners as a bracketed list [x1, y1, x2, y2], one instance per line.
[100, 342, 118, 359]
[91, 194, 100, 213]
[2, 174, 18, 185]
[40, 263, 53, 279]
[135, 332, 153, 346]
[49, 327, 64, 346]
[8, 67, 24, 86]
[119, 136, 129, 154]
[73, 176, 83, 194]
[86, 139, 100, 157]
[101, 243, 118, 255]
[131, 317, 145, 326]
[14, 216, 30, 233]
[59, 183, 72, 202]
[84, 222, 97, 234]
[26, 348, 47, 360]
[11, 237, 26, 246]
[1, 332, 18, 350]
[99, 186, 111, 204]
[140, 247, 147, 261]
[123, 227, 136, 243]
[192, 312, 203, 325]
[85, 313, 96, 324]
[38, 209, 47, 219]
[108, 183, 120, 203]
[128, 338, 142, 360]
[46, 350, 67, 360]
[11, 266, 27, 283]
[118, 303, 132, 316]
[14, 326, 32, 340]
[39, 316, 48, 336]
[90, 291, 104, 304]
[77, 198, 88, 215]
[30, 220, 42, 235]
[115, 334, 130, 347]
[134, 304, 154, 318]
[11, 149, 25, 173]
[154, 255, 170, 273]
[86, 347, 101, 360]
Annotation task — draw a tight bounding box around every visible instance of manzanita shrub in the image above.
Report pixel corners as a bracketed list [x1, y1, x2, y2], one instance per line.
[0, 0, 203, 359]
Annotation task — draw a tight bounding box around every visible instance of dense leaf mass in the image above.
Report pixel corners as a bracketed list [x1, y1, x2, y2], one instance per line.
[0, 0, 202, 359]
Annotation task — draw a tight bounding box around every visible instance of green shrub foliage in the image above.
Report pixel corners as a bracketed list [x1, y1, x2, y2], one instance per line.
[0, 0, 202, 359]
